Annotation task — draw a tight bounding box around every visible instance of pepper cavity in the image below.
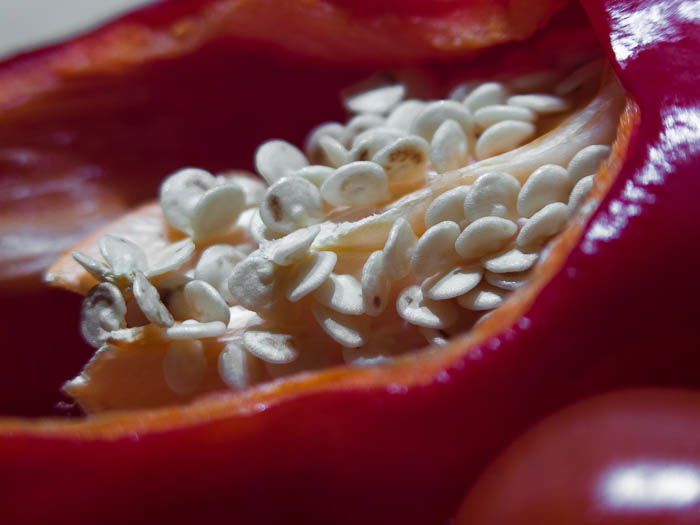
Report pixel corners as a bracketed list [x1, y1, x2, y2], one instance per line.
[64, 60, 621, 410]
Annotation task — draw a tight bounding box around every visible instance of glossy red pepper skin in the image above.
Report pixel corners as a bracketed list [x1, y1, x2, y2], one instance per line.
[456, 389, 700, 523]
[0, 1, 699, 524]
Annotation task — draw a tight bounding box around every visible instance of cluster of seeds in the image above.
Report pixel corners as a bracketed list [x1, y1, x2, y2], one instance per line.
[72, 61, 612, 396]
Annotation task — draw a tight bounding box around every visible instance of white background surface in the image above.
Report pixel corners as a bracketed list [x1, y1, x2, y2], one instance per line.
[0, 0, 154, 59]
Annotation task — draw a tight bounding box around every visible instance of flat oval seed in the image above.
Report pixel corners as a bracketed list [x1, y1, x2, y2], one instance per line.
[567, 144, 611, 183]
[455, 217, 517, 259]
[483, 247, 539, 273]
[80, 283, 127, 348]
[160, 168, 217, 232]
[373, 136, 430, 185]
[474, 104, 536, 130]
[163, 340, 206, 395]
[248, 209, 269, 245]
[385, 99, 426, 131]
[132, 271, 174, 327]
[228, 253, 280, 312]
[291, 165, 334, 187]
[219, 172, 267, 208]
[382, 218, 417, 280]
[243, 330, 298, 364]
[464, 171, 521, 222]
[184, 280, 231, 325]
[412, 221, 461, 278]
[165, 320, 227, 339]
[260, 177, 324, 236]
[313, 274, 365, 315]
[457, 283, 508, 310]
[345, 114, 385, 142]
[195, 244, 247, 303]
[285, 251, 337, 302]
[148, 238, 196, 277]
[265, 225, 320, 266]
[507, 94, 569, 114]
[254, 139, 309, 185]
[485, 270, 531, 291]
[425, 186, 469, 227]
[430, 119, 469, 173]
[475, 120, 535, 160]
[190, 184, 246, 242]
[321, 162, 389, 207]
[345, 84, 405, 115]
[411, 100, 474, 142]
[305, 122, 346, 163]
[318, 135, 350, 167]
[568, 175, 595, 212]
[350, 128, 405, 162]
[99, 234, 148, 276]
[419, 327, 449, 347]
[517, 202, 570, 251]
[396, 285, 458, 329]
[218, 342, 255, 389]
[72, 251, 112, 283]
[312, 303, 368, 348]
[463, 82, 508, 112]
[361, 250, 390, 317]
[422, 264, 482, 300]
[517, 164, 571, 218]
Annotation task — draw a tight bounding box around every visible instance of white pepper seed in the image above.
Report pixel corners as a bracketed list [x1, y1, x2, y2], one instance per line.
[285, 250, 337, 302]
[165, 320, 227, 339]
[255, 139, 309, 185]
[463, 82, 508, 112]
[194, 244, 247, 304]
[412, 221, 461, 278]
[184, 280, 231, 325]
[457, 283, 508, 310]
[485, 270, 531, 291]
[382, 218, 417, 280]
[396, 285, 458, 329]
[132, 271, 174, 327]
[385, 99, 426, 131]
[263, 225, 320, 266]
[475, 120, 535, 160]
[411, 100, 474, 142]
[218, 341, 255, 389]
[517, 164, 571, 218]
[189, 184, 246, 242]
[228, 252, 281, 313]
[345, 84, 405, 115]
[361, 250, 390, 317]
[568, 175, 595, 212]
[320, 161, 390, 207]
[318, 135, 351, 167]
[243, 330, 298, 364]
[163, 339, 206, 395]
[421, 264, 482, 301]
[507, 94, 569, 114]
[473, 104, 536, 130]
[430, 119, 470, 173]
[312, 302, 368, 348]
[260, 177, 325, 236]
[373, 136, 430, 186]
[482, 247, 539, 274]
[80, 283, 127, 348]
[455, 216, 517, 259]
[159, 168, 217, 233]
[98, 234, 148, 277]
[516, 202, 570, 251]
[567, 144, 611, 183]
[148, 239, 196, 277]
[463, 171, 521, 222]
[425, 186, 469, 228]
[313, 274, 365, 315]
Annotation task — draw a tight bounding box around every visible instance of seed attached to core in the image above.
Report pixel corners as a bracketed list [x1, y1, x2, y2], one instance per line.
[67, 62, 618, 403]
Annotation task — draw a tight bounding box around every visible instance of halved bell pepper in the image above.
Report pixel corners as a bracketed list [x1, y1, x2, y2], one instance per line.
[0, 0, 698, 523]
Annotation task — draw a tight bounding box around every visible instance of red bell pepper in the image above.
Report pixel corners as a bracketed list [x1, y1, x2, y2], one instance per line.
[0, 0, 698, 523]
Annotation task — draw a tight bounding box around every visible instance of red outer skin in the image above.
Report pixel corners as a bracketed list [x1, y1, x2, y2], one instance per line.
[455, 389, 700, 523]
[0, 1, 699, 524]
